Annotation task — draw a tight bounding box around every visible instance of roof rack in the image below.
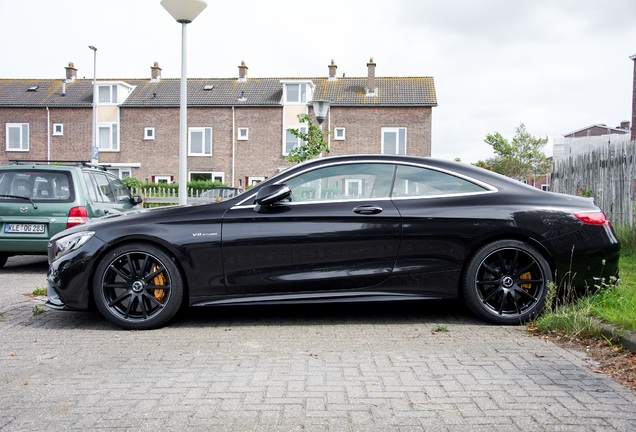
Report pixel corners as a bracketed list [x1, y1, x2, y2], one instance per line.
[8, 160, 109, 171]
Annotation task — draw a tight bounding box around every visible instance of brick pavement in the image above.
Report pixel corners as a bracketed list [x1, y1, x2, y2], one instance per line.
[1, 256, 635, 431]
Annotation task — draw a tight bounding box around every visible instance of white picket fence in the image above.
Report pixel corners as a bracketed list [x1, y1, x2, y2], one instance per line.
[131, 188, 215, 206]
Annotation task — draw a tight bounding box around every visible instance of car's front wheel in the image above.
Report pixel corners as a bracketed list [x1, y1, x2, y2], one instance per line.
[462, 240, 552, 325]
[92, 243, 184, 330]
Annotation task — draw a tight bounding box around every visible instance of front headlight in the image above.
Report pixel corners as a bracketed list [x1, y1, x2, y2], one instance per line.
[51, 231, 95, 261]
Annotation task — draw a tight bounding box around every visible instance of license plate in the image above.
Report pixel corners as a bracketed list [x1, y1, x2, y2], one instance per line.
[4, 223, 45, 234]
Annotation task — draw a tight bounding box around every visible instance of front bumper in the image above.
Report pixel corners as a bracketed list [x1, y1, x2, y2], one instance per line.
[46, 236, 106, 311]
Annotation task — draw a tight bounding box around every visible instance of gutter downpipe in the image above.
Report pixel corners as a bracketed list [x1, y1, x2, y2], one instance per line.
[231, 106, 236, 187]
[46, 107, 51, 161]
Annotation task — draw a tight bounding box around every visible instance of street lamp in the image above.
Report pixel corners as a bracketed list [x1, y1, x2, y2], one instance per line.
[161, 0, 207, 205]
[88, 45, 97, 164]
[310, 99, 331, 126]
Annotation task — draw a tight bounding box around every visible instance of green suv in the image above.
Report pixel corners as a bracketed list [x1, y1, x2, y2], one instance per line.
[0, 161, 142, 268]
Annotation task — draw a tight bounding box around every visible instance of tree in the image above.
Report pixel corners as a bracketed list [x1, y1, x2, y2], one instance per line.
[477, 123, 551, 181]
[285, 114, 330, 163]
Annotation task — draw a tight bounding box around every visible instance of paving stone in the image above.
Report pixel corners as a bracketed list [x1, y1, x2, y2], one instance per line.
[1, 256, 635, 431]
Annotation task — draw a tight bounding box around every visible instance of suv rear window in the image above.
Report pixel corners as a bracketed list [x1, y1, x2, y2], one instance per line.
[0, 171, 75, 203]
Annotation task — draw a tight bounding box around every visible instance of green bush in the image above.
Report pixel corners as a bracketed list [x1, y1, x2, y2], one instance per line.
[131, 179, 226, 195]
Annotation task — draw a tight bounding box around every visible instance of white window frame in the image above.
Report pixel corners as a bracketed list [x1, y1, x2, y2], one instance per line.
[237, 127, 249, 141]
[52, 123, 64, 136]
[541, 184, 550, 191]
[6, 123, 30, 151]
[284, 125, 307, 156]
[284, 83, 307, 103]
[189, 171, 225, 183]
[381, 127, 407, 155]
[154, 175, 172, 184]
[98, 84, 118, 104]
[97, 123, 119, 151]
[281, 81, 313, 104]
[334, 127, 346, 141]
[345, 178, 363, 197]
[248, 176, 265, 187]
[144, 127, 155, 140]
[188, 127, 212, 156]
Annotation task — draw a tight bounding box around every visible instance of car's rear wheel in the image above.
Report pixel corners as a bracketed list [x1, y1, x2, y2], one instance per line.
[462, 240, 552, 324]
[0, 254, 7, 269]
[92, 243, 184, 330]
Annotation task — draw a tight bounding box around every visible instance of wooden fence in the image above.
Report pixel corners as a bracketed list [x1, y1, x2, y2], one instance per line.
[552, 140, 636, 226]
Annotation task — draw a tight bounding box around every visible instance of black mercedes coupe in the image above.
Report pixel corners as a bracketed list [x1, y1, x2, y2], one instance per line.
[46, 155, 620, 330]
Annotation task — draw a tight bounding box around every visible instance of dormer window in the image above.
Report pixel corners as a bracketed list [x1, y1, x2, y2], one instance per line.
[98, 84, 118, 103]
[282, 81, 313, 104]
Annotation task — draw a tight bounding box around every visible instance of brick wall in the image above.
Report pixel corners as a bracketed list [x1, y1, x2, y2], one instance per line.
[2, 104, 433, 186]
[0, 107, 92, 164]
[327, 106, 432, 157]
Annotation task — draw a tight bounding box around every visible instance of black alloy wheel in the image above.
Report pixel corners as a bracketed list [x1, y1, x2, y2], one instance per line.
[93, 243, 184, 330]
[462, 240, 552, 324]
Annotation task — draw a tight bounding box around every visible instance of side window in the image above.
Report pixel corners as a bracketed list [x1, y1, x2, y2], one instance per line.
[393, 165, 487, 197]
[83, 172, 100, 202]
[92, 173, 116, 203]
[285, 163, 395, 203]
[107, 176, 133, 203]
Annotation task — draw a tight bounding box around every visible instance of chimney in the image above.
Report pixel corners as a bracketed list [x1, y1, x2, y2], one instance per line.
[631, 54, 636, 141]
[65, 62, 77, 83]
[238, 60, 248, 81]
[620, 120, 630, 131]
[328, 59, 337, 81]
[366, 57, 377, 97]
[150, 62, 162, 82]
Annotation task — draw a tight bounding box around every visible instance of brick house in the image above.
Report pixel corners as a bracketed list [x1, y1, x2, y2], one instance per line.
[0, 59, 437, 188]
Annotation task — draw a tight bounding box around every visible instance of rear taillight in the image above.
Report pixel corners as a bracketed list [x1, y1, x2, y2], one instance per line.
[67, 206, 88, 228]
[574, 211, 611, 226]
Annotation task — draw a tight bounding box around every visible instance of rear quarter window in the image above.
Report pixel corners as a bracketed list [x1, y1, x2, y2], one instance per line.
[0, 170, 75, 203]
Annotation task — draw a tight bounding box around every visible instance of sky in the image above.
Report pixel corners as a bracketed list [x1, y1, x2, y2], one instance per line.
[1, 0, 635, 163]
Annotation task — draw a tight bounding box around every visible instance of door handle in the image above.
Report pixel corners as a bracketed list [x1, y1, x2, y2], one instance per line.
[353, 205, 383, 215]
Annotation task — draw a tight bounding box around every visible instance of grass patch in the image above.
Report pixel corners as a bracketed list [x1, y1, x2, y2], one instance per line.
[534, 252, 636, 335]
[31, 286, 47, 296]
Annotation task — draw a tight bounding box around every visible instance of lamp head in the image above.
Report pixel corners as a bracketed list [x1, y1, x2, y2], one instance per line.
[161, 0, 207, 23]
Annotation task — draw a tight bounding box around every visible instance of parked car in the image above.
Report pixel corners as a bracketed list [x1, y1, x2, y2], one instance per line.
[46, 154, 620, 330]
[199, 187, 243, 202]
[0, 160, 142, 268]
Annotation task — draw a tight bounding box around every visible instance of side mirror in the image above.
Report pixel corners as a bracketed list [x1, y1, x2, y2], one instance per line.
[132, 196, 143, 205]
[255, 184, 291, 206]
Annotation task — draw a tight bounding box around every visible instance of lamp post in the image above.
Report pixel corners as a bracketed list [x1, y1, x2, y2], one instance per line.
[161, 0, 207, 205]
[88, 45, 97, 164]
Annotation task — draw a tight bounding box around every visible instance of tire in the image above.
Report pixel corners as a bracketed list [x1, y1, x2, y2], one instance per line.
[0, 254, 7, 269]
[92, 243, 184, 330]
[462, 240, 552, 325]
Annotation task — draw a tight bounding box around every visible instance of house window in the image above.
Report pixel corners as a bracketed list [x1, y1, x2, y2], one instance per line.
[284, 83, 308, 103]
[284, 126, 307, 155]
[6, 123, 29, 151]
[381, 127, 407, 155]
[98, 84, 118, 103]
[248, 176, 265, 187]
[98, 124, 119, 151]
[334, 127, 346, 140]
[144, 127, 155, 140]
[190, 172, 224, 183]
[53, 123, 64, 136]
[189, 127, 212, 156]
[237, 127, 249, 141]
[108, 168, 132, 179]
[153, 175, 172, 184]
[541, 184, 550, 191]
